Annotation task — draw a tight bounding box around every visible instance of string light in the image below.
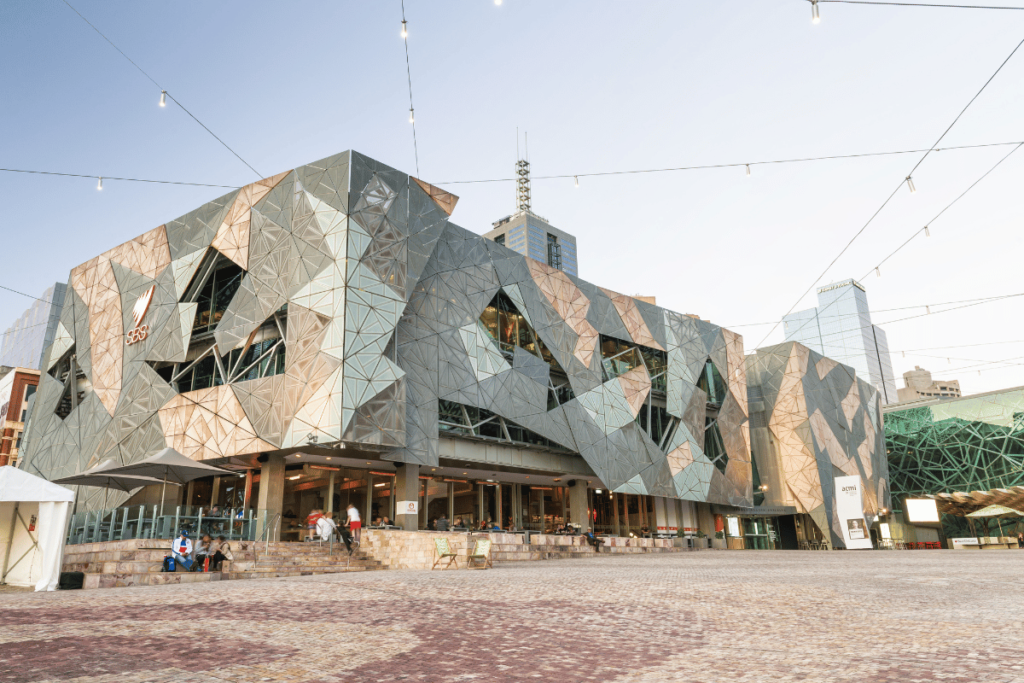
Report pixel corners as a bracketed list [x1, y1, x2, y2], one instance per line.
[812, 0, 821, 23]
[159, 90, 166, 107]
[574, 175, 579, 188]
[97, 177, 102, 190]
[745, 164, 751, 177]
[875, 267, 881, 277]
[924, 225, 930, 237]
[495, 0, 502, 4]
[401, 20, 408, 38]
[409, 108, 415, 123]
[926, 305, 931, 314]
[906, 176, 917, 193]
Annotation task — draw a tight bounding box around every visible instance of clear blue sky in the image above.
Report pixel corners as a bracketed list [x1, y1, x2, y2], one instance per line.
[2, 0, 1023, 394]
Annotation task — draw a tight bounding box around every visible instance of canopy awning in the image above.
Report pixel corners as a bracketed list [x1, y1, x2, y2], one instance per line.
[925, 486, 1024, 516]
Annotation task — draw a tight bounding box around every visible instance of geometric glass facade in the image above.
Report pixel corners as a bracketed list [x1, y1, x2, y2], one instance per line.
[747, 341, 890, 548]
[783, 279, 897, 404]
[21, 151, 751, 513]
[884, 387, 1024, 535]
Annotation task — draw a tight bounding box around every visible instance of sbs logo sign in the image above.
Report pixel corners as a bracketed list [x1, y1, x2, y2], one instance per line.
[126, 284, 155, 346]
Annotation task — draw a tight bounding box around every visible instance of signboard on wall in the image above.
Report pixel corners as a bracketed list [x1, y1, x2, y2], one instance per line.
[904, 498, 940, 523]
[834, 475, 873, 549]
[396, 500, 418, 515]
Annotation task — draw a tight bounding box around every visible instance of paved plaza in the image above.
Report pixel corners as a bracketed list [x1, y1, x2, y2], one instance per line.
[1, 550, 1023, 682]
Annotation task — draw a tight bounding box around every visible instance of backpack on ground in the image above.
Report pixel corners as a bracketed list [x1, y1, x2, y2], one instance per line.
[162, 556, 175, 572]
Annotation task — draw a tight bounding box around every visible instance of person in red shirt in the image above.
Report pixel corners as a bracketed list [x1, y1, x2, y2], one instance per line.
[305, 509, 323, 541]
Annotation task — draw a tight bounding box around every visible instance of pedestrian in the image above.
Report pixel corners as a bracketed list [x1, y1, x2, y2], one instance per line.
[436, 513, 449, 532]
[316, 512, 337, 542]
[1017, 531, 1023, 549]
[171, 530, 193, 571]
[582, 528, 604, 553]
[346, 503, 362, 545]
[210, 535, 233, 571]
[305, 508, 323, 541]
[193, 534, 213, 571]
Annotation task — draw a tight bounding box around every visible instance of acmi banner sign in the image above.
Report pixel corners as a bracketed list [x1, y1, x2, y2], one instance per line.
[125, 285, 155, 346]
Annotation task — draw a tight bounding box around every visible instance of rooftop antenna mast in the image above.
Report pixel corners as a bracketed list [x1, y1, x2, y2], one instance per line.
[516, 129, 531, 212]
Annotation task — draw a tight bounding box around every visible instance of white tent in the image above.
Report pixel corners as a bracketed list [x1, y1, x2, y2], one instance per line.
[0, 466, 75, 591]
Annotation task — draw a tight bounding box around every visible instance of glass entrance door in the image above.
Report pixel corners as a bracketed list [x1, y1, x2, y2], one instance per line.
[742, 517, 777, 550]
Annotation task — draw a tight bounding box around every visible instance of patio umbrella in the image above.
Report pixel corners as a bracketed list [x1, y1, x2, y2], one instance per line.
[100, 448, 234, 514]
[54, 459, 177, 493]
[966, 504, 1024, 538]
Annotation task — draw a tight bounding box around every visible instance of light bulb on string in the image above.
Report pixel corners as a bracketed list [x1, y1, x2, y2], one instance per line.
[924, 226, 930, 237]
[159, 90, 166, 107]
[902, 351, 906, 358]
[875, 267, 881, 278]
[409, 108, 415, 123]
[574, 175, 579, 188]
[926, 305, 931, 314]
[97, 177, 103, 191]
[495, 0, 502, 4]
[906, 176, 917, 194]
[745, 164, 751, 178]
[811, 0, 820, 24]
[401, 20, 408, 38]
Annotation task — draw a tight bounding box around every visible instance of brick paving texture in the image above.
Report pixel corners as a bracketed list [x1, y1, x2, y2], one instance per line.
[2, 550, 1023, 682]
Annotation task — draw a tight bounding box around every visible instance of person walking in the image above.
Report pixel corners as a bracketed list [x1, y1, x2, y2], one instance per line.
[346, 503, 362, 546]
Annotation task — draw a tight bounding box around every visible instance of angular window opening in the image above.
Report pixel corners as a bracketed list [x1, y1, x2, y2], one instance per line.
[149, 307, 287, 393]
[635, 402, 677, 448]
[547, 380, 576, 411]
[752, 455, 765, 506]
[494, 234, 506, 247]
[705, 418, 729, 474]
[599, 335, 667, 392]
[182, 250, 245, 334]
[438, 399, 570, 452]
[696, 359, 727, 408]
[48, 345, 92, 420]
[479, 290, 566, 376]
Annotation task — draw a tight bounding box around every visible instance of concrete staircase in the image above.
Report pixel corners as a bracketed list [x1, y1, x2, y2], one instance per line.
[62, 539, 385, 589]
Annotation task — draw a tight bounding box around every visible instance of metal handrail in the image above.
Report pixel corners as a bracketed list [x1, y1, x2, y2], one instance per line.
[253, 512, 281, 570]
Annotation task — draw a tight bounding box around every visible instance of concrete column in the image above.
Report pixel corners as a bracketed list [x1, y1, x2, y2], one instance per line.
[364, 475, 373, 525]
[243, 470, 253, 510]
[613, 493, 620, 536]
[210, 476, 221, 506]
[538, 486, 545, 533]
[394, 463, 420, 531]
[185, 481, 194, 510]
[448, 482, 454, 522]
[326, 471, 336, 514]
[255, 453, 285, 541]
[569, 481, 590, 532]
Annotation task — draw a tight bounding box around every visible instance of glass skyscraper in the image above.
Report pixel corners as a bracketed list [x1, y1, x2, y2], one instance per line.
[782, 279, 897, 404]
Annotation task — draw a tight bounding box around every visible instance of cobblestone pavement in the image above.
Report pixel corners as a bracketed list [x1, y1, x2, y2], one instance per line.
[2, 550, 1023, 683]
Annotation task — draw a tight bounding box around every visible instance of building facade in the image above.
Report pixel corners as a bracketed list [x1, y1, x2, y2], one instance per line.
[0, 367, 40, 467]
[783, 279, 897, 404]
[884, 387, 1024, 538]
[484, 211, 578, 277]
[0, 283, 67, 370]
[22, 151, 753, 537]
[746, 342, 890, 549]
[896, 366, 961, 403]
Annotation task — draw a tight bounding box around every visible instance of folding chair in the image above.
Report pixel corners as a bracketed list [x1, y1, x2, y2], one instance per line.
[467, 539, 493, 570]
[432, 537, 459, 570]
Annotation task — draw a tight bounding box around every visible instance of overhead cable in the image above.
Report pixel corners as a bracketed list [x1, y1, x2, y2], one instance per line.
[754, 33, 1024, 349]
[817, 1, 1024, 9]
[61, 0, 262, 178]
[401, 0, 420, 177]
[431, 141, 1023, 185]
[0, 168, 240, 189]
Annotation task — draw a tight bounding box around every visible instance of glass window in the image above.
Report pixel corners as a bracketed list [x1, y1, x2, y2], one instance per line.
[192, 257, 245, 333]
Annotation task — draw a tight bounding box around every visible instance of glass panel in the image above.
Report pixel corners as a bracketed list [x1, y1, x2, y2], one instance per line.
[451, 480, 476, 528]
